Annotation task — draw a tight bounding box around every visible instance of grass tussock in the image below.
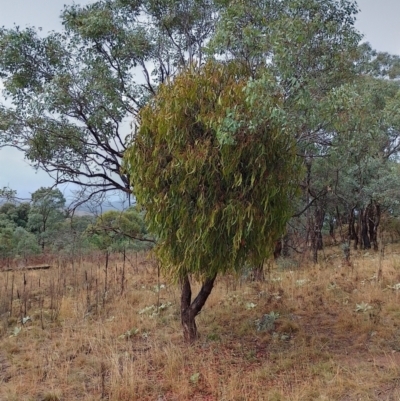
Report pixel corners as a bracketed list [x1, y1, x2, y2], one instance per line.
[1, 248, 400, 400]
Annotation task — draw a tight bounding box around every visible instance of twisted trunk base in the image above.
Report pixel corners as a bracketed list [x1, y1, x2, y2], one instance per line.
[180, 274, 217, 343]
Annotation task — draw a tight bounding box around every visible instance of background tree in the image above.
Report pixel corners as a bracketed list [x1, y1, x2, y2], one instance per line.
[281, 71, 400, 260]
[0, 202, 30, 228]
[0, 187, 17, 202]
[125, 61, 301, 342]
[0, 216, 15, 264]
[323, 77, 400, 251]
[27, 187, 66, 252]
[0, 0, 219, 207]
[0, 198, 35, 265]
[210, 0, 400, 260]
[12, 227, 41, 263]
[51, 215, 95, 258]
[88, 207, 154, 252]
[209, 0, 363, 260]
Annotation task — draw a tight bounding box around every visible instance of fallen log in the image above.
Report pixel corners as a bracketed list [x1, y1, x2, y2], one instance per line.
[0, 265, 51, 272]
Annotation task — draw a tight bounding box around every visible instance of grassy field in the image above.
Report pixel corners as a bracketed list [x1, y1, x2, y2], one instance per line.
[1, 247, 400, 400]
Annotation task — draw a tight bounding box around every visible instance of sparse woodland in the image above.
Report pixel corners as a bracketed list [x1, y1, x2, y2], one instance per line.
[1, 0, 400, 399]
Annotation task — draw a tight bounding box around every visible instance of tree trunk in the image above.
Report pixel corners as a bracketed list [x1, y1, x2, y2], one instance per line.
[282, 234, 289, 257]
[315, 209, 325, 251]
[349, 207, 358, 250]
[367, 201, 380, 251]
[180, 274, 217, 343]
[360, 207, 371, 249]
[252, 261, 265, 281]
[305, 159, 312, 249]
[311, 207, 325, 263]
[273, 239, 282, 259]
[328, 216, 336, 245]
[336, 206, 345, 243]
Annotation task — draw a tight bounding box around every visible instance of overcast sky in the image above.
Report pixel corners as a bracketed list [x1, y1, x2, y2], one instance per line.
[0, 0, 399, 200]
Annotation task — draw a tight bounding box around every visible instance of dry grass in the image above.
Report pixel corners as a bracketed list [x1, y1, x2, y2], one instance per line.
[1, 247, 400, 400]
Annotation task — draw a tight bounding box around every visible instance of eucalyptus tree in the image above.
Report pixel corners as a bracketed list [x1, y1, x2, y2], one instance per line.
[0, 215, 15, 263]
[315, 77, 400, 251]
[27, 187, 66, 252]
[0, 202, 30, 228]
[0, 0, 365, 206]
[0, 0, 219, 206]
[210, 0, 362, 141]
[0, 187, 17, 202]
[0, 193, 35, 264]
[50, 215, 95, 257]
[209, 0, 364, 258]
[12, 227, 41, 262]
[280, 70, 400, 260]
[0, 219, 41, 265]
[88, 207, 154, 252]
[125, 61, 301, 342]
[211, 0, 400, 258]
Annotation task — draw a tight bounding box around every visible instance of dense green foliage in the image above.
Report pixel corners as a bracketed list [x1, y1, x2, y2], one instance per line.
[126, 61, 301, 279]
[27, 188, 66, 251]
[88, 207, 154, 252]
[299, 75, 400, 252]
[0, 187, 150, 264]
